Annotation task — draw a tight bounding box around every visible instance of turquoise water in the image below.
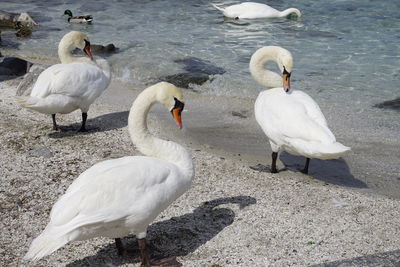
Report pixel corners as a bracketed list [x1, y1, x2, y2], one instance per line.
[1, 0, 400, 197]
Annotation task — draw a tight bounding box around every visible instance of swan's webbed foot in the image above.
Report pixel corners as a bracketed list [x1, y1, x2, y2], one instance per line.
[301, 158, 310, 174]
[138, 238, 182, 267]
[270, 166, 278, 173]
[249, 164, 279, 173]
[250, 164, 270, 172]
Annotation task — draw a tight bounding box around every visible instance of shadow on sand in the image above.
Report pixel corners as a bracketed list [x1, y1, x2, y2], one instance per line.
[310, 249, 400, 267]
[280, 152, 367, 188]
[48, 111, 129, 139]
[66, 196, 256, 266]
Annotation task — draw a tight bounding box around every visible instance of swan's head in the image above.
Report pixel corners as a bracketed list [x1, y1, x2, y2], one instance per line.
[60, 31, 93, 60]
[157, 82, 185, 129]
[275, 48, 293, 92]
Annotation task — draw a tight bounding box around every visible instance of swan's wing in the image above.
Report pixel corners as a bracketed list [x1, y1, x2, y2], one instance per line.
[49, 156, 182, 229]
[290, 90, 329, 127]
[234, 3, 278, 18]
[30, 62, 108, 99]
[255, 89, 335, 144]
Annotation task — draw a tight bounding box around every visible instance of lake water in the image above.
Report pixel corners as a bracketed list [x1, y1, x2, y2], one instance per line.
[1, 0, 400, 198]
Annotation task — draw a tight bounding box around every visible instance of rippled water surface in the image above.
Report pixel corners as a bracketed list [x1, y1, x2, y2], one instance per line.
[1, 0, 400, 196]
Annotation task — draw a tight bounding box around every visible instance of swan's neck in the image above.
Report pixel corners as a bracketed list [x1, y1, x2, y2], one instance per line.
[128, 88, 193, 177]
[58, 39, 91, 64]
[249, 46, 284, 88]
[279, 8, 301, 18]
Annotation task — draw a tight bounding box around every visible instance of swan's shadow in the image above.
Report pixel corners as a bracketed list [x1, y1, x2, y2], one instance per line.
[310, 249, 400, 267]
[280, 152, 367, 188]
[48, 111, 129, 139]
[66, 196, 256, 267]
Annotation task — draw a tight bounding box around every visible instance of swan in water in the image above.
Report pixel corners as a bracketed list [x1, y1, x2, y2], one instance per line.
[19, 31, 111, 132]
[212, 2, 301, 19]
[250, 46, 350, 174]
[24, 82, 193, 267]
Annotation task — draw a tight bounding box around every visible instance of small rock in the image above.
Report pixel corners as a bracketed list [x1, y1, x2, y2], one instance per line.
[231, 111, 247, 118]
[28, 146, 53, 158]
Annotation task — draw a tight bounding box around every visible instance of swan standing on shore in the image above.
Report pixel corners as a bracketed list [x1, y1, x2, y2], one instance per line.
[24, 82, 194, 267]
[19, 31, 110, 132]
[250, 46, 350, 174]
[212, 2, 301, 19]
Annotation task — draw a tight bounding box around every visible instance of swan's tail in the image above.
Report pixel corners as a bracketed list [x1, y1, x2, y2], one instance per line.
[17, 95, 71, 114]
[24, 229, 69, 261]
[289, 140, 351, 160]
[212, 3, 225, 13]
[17, 96, 38, 109]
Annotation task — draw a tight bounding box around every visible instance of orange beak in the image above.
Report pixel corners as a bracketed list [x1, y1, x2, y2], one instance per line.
[171, 108, 183, 129]
[83, 40, 93, 60]
[283, 72, 291, 92]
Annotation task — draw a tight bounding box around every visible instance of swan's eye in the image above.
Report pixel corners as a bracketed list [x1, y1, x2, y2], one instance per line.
[172, 97, 184, 113]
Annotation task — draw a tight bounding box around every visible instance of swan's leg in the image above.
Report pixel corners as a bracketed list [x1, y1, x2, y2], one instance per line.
[138, 238, 181, 267]
[51, 114, 58, 130]
[138, 238, 151, 266]
[271, 152, 278, 173]
[78, 112, 88, 132]
[302, 158, 310, 174]
[115, 238, 126, 256]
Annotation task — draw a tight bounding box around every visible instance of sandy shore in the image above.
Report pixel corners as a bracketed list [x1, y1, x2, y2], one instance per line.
[1, 77, 400, 267]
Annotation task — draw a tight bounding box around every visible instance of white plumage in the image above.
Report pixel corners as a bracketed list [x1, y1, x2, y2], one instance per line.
[24, 82, 194, 266]
[212, 2, 301, 19]
[251, 46, 350, 173]
[19, 31, 111, 131]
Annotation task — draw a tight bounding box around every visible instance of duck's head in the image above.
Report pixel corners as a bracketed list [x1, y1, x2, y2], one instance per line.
[63, 10, 73, 17]
[60, 31, 93, 60]
[276, 49, 293, 92]
[156, 82, 185, 129]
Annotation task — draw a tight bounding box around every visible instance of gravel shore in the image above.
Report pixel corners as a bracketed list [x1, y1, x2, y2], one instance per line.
[1, 78, 399, 267]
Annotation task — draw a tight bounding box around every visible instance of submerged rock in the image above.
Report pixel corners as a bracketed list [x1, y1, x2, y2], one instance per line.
[175, 57, 226, 76]
[15, 24, 32, 38]
[160, 57, 226, 88]
[162, 72, 210, 89]
[374, 98, 400, 111]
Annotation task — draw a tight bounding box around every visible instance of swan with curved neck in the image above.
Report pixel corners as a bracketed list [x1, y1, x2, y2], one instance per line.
[19, 31, 111, 132]
[24, 82, 194, 267]
[212, 2, 301, 20]
[250, 46, 350, 174]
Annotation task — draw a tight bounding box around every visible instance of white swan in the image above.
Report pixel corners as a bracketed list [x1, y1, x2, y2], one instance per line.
[250, 46, 350, 174]
[212, 2, 301, 19]
[18, 31, 111, 131]
[24, 82, 194, 266]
